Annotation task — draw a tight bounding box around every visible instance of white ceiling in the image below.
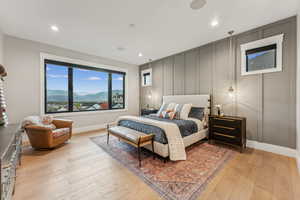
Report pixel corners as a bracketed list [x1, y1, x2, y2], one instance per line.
[0, 0, 298, 65]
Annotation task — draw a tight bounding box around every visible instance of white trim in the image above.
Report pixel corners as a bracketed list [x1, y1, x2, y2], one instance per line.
[297, 152, 300, 174]
[40, 53, 128, 116]
[241, 34, 284, 76]
[247, 140, 298, 158]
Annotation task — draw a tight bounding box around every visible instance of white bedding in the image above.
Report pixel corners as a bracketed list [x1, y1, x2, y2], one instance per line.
[187, 117, 204, 131]
[117, 115, 187, 161]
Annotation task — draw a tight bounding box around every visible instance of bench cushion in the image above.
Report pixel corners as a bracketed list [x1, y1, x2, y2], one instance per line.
[108, 126, 147, 144]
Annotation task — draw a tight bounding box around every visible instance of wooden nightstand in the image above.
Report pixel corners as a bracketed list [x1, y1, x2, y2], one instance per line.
[209, 115, 246, 152]
[141, 108, 158, 116]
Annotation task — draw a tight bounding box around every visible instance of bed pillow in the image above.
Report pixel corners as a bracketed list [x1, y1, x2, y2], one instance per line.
[157, 102, 169, 116]
[188, 107, 205, 121]
[157, 102, 176, 116]
[174, 104, 184, 119]
[161, 110, 176, 120]
[174, 103, 192, 120]
[181, 104, 192, 119]
[166, 103, 176, 111]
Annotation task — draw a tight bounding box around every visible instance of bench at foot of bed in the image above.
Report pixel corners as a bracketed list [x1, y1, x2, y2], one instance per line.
[107, 125, 155, 167]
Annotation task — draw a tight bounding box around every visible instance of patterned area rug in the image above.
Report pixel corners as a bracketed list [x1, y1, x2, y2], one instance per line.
[91, 135, 236, 200]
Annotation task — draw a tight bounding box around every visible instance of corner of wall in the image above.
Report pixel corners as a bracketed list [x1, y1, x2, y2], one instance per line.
[297, 11, 300, 173]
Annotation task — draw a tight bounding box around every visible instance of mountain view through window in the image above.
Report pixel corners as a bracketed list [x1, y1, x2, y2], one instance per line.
[45, 60, 125, 113]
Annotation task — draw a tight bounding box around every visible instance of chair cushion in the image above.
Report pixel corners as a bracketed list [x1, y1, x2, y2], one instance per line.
[22, 116, 56, 130]
[108, 126, 146, 144]
[52, 128, 70, 138]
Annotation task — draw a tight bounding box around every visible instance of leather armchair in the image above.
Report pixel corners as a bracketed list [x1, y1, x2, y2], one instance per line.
[25, 119, 73, 149]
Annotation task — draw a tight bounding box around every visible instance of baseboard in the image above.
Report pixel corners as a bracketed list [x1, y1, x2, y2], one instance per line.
[247, 140, 298, 158]
[73, 124, 107, 134]
[297, 152, 300, 174]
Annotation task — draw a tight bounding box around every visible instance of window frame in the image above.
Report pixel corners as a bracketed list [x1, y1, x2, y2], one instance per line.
[44, 59, 126, 114]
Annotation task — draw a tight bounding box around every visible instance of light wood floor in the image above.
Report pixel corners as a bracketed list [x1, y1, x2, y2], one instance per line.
[14, 130, 300, 200]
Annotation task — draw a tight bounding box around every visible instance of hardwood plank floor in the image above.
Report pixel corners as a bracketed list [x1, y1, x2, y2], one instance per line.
[13, 130, 300, 200]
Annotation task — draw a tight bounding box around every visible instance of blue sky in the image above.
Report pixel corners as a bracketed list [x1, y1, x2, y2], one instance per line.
[46, 64, 124, 94]
[247, 49, 274, 60]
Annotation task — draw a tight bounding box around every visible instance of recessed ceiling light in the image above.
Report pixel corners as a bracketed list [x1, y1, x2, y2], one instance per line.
[51, 25, 59, 32]
[138, 53, 143, 57]
[211, 20, 219, 27]
[190, 0, 207, 10]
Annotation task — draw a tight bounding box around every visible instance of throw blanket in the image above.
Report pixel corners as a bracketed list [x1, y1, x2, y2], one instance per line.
[117, 116, 186, 161]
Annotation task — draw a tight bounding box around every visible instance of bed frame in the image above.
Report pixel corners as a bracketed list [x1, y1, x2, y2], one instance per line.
[143, 94, 211, 159]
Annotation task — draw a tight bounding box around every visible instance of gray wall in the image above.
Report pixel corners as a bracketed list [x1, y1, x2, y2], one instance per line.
[140, 16, 297, 149]
[4, 36, 140, 130]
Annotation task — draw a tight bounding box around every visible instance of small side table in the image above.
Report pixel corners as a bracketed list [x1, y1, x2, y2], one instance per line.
[209, 115, 246, 152]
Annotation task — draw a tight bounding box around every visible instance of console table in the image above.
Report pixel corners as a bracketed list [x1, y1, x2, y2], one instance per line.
[0, 124, 22, 200]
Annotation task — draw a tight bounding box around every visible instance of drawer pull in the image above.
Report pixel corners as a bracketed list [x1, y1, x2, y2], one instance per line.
[213, 125, 235, 130]
[213, 132, 236, 138]
[214, 118, 235, 122]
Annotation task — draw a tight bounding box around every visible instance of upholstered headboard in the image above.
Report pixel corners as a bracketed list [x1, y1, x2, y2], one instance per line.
[163, 95, 211, 113]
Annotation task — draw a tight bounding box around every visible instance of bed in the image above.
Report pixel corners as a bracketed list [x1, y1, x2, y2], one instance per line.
[116, 95, 211, 160]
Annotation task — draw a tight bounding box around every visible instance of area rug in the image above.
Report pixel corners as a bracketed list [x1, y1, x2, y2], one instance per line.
[91, 135, 236, 200]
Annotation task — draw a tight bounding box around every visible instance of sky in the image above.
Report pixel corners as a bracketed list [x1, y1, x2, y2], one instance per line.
[247, 49, 275, 60]
[46, 64, 124, 94]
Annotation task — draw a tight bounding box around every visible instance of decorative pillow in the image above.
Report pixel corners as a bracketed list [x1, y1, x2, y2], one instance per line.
[157, 102, 176, 116]
[161, 110, 176, 120]
[174, 104, 184, 119]
[157, 102, 169, 116]
[188, 107, 205, 121]
[41, 115, 53, 125]
[21, 116, 40, 128]
[166, 103, 176, 111]
[180, 104, 192, 120]
[21, 115, 56, 130]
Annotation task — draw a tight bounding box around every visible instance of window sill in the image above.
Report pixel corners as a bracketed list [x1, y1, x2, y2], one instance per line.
[43, 108, 128, 117]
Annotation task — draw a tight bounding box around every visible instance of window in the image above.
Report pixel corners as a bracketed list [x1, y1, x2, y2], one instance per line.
[45, 59, 125, 113]
[246, 44, 277, 72]
[240, 34, 283, 76]
[141, 68, 152, 87]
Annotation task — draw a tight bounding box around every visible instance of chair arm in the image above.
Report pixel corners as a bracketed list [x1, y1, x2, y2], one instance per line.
[25, 125, 53, 132]
[52, 119, 73, 129]
[24, 125, 53, 147]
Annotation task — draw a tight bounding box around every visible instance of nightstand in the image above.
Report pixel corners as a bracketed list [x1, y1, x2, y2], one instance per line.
[141, 108, 158, 116]
[209, 115, 246, 152]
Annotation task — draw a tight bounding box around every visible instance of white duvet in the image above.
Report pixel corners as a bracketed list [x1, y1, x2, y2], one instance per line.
[117, 115, 187, 161]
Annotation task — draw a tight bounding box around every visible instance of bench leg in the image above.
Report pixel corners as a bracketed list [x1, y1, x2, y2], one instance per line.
[107, 132, 109, 145]
[138, 145, 141, 167]
[151, 139, 155, 160]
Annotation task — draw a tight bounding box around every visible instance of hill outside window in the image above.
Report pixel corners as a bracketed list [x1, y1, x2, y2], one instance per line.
[44, 59, 125, 113]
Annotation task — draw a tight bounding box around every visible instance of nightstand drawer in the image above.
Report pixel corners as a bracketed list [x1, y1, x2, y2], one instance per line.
[211, 117, 240, 128]
[211, 132, 239, 144]
[211, 125, 239, 137]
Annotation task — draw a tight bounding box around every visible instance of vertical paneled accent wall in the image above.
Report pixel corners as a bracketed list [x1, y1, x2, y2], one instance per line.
[139, 16, 297, 148]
